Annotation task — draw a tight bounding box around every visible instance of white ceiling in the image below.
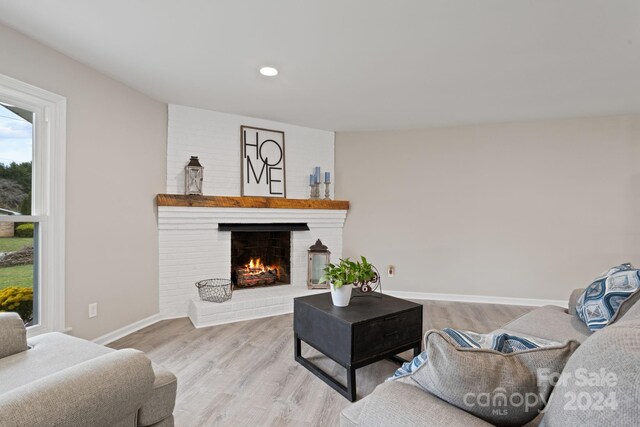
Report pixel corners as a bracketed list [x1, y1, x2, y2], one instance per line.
[0, 0, 639, 131]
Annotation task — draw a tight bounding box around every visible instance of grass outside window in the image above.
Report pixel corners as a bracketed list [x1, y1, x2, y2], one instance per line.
[0, 237, 33, 253]
[0, 264, 33, 289]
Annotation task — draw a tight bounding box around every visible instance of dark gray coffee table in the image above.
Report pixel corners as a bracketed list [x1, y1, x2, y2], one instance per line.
[293, 292, 423, 401]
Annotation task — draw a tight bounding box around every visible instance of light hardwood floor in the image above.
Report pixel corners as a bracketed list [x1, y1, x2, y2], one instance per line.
[110, 299, 532, 427]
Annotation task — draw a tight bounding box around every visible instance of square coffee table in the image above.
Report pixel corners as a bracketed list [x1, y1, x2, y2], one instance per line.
[294, 292, 423, 401]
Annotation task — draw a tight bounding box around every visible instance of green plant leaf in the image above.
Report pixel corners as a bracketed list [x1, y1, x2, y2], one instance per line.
[323, 256, 377, 288]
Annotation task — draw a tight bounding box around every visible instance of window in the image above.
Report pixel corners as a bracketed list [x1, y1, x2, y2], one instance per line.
[0, 74, 66, 336]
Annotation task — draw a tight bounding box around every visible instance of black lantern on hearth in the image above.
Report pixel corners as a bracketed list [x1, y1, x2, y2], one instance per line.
[308, 239, 330, 289]
[185, 156, 204, 195]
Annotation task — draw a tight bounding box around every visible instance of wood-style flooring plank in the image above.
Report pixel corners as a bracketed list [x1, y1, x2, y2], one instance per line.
[109, 299, 533, 427]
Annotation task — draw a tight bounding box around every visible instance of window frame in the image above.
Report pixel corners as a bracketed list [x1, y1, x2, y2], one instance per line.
[0, 73, 66, 336]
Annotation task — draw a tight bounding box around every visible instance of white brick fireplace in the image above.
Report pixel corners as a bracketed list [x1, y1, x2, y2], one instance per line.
[158, 104, 346, 327]
[158, 206, 347, 326]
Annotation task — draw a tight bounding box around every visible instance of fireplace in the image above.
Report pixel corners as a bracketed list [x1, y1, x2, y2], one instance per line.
[158, 202, 348, 323]
[231, 231, 291, 288]
[222, 223, 309, 289]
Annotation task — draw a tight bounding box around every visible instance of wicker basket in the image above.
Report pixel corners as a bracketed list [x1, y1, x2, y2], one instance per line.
[196, 278, 232, 303]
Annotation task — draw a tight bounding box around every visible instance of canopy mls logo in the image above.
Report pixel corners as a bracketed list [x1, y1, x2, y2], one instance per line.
[241, 126, 286, 198]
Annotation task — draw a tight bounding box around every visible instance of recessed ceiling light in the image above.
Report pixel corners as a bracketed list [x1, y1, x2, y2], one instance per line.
[260, 66, 278, 77]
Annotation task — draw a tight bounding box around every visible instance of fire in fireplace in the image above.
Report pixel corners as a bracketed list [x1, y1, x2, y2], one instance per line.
[236, 257, 279, 287]
[231, 231, 291, 288]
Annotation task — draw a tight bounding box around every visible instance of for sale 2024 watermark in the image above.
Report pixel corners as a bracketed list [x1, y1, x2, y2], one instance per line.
[539, 367, 618, 412]
[462, 368, 618, 417]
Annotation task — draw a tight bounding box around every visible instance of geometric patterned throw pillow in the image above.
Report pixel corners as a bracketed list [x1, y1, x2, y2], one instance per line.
[576, 263, 640, 331]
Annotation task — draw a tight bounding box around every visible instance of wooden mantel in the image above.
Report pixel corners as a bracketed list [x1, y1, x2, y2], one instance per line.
[157, 194, 349, 210]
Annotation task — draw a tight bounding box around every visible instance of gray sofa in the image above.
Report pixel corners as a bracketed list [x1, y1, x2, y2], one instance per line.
[0, 313, 177, 427]
[341, 288, 640, 426]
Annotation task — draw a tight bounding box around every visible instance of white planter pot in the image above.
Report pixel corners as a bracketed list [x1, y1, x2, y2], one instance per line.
[330, 283, 352, 307]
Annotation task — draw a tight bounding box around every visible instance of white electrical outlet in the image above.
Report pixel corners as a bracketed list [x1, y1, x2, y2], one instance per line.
[89, 303, 98, 318]
[387, 265, 395, 277]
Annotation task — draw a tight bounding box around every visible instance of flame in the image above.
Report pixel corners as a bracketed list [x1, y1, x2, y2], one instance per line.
[247, 258, 263, 269]
[243, 258, 279, 276]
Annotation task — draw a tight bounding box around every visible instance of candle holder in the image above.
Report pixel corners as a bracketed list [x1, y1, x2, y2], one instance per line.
[324, 181, 331, 200]
[310, 182, 321, 199]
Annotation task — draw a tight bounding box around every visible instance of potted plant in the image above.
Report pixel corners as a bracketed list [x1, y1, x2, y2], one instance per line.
[321, 256, 377, 307]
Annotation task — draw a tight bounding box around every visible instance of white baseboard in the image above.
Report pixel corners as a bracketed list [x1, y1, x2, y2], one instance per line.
[93, 313, 163, 345]
[384, 290, 568, 308]
[91, 291, 566, 344]
[158, 313, 187, 321]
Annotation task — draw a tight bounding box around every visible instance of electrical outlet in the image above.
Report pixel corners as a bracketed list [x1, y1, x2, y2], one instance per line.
[89, 303, 97, 318]
[387, 265, 395, 277]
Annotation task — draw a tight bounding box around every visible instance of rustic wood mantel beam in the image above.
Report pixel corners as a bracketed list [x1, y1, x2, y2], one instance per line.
[156, 194, 350, 210]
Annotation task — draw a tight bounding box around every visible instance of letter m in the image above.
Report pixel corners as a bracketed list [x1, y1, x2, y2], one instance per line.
[246, 156, 267, 184]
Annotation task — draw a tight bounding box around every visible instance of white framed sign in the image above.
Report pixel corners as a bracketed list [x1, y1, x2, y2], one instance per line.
[240, 126, 286, 197]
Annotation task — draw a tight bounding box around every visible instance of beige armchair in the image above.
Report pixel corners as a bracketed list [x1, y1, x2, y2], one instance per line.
[0, 313, 176, 427]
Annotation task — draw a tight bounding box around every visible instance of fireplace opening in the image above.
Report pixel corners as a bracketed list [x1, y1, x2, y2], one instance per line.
[231, 231, 291, 288]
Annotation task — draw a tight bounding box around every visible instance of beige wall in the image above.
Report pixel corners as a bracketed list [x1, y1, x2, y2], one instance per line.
[336, 116, 640, 301]
[0, 23, 167, 339]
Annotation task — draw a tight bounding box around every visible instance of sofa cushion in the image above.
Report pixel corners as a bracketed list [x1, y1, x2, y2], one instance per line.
[137, 363, 178, 426]
[0, 332, 112, 394]
[575, 264, 640, 331]
[345, 381, 494, 427]
[500, 305, 592, 343]
[0, 312, 27, 359]
[340, 397, 366, 427]
[541, 317, 640, 426]
[393, 329, 579, 426]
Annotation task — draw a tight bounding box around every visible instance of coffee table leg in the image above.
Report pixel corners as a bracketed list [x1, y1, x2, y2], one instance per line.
[346, 365, 356, 402]
[294, 333, 301, 358]
[295, 334, 358, 402]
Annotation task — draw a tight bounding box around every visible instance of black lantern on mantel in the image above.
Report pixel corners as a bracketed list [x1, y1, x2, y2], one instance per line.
[308, 239, 331, 289]
[185, 156, 203, 195]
